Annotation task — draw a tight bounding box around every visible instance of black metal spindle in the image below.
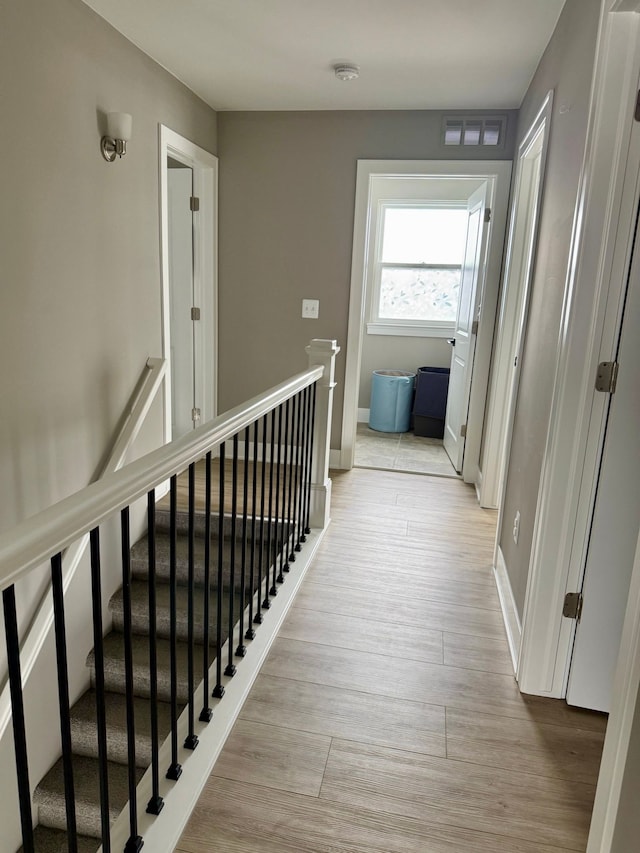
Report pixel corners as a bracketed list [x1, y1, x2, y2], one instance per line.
[200, 452, 213, 722]
[3, 585, 35, 853]
[286, 393, 298, 565]
[263, 410, 276, 609]
[300, 385, 312, 542]
[50, 552, 78, 852]
[145, 492, 164, 815]
[166, 476, 182, 780]
[120, 508, 143, 852]
[213, 443, 226, 698]
[236, 427, 250, 657]
[293, 388, 304, 553]
[184, 463, 199, 751]
[278, 399, 290, 583]
[225, 436, 238, 677]
[271, 405, 283, 595]
[255, 416, 268, 623]
[297, 386, 308, 547]
[89, 528, 111, 852]
[304, 382, 318, 535]
[246, 420, 259, 640]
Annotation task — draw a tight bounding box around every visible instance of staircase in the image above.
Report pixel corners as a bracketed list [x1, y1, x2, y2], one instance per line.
[25, 506, 267, 852]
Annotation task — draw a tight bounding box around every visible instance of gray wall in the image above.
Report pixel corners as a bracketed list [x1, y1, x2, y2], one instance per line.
[611, 679, 640, 851]
[498, 0, 601, 616]
[216, 110, 516, 447]
[0, 0, 217, 846]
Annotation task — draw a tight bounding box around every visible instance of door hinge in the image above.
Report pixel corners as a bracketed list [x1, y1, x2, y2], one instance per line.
[460, 424, 467, 438]
[192, 407, 201, 422]
[471, 319, 479, 336]
[190, 196, 200, 212]
[563, 592, 583, 621]
[191, 306, 201, 321]
[484, 207, 491, 223]
[595, 361, 618, 393]
[635, 90, 640, 122]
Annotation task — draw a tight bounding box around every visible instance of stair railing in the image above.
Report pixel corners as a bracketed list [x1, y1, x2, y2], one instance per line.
[0, 338, 339, 853]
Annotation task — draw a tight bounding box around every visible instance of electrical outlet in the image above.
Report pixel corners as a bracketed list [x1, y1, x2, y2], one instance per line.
[302, 298, 319, 319]
[513, 511, 520, 545]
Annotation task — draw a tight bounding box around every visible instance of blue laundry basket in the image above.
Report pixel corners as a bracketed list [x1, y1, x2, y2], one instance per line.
[369, 370, 415, 433]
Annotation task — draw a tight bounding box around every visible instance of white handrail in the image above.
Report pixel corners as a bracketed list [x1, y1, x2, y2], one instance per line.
[0, 365, 323, 591]
[0, 357, 167, 739]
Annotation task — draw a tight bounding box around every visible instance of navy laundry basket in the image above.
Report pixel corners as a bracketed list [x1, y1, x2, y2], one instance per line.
[369, 370, 415, 433]
[413, 367, 450, 438]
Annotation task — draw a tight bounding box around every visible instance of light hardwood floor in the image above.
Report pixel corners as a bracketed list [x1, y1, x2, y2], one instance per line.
[176, 467, 606, 853]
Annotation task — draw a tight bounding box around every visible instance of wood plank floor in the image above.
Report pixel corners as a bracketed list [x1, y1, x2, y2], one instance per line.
[176, 467, 606, 853]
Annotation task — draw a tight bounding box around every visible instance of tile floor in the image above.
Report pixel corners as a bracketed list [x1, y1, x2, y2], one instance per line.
[354, 422, 458, 478]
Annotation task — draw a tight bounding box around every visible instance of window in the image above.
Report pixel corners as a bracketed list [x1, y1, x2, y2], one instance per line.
[368, 204, 468, 336]
[443, 116, 506, 147]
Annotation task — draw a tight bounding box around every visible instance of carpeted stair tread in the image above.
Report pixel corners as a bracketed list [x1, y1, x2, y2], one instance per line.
[21, 825, 99, 853]
[70, 688, 175, 768]
[109, 579, 239, 646]
[34, 754, 143, 839]
[87, 630, 212, 704]
[154, 508, 287, 541]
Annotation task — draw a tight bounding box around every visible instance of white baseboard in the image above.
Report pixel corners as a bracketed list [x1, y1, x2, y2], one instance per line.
[357, 408, 370, 423]
[493, 545, 522, 675]
[106, 526, 327, 853]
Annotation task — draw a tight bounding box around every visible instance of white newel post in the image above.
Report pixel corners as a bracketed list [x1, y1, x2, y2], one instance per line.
[306, 339, 340, 529]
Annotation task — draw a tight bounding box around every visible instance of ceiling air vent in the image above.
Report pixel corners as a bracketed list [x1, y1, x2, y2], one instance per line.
[443, 116, 506, 147]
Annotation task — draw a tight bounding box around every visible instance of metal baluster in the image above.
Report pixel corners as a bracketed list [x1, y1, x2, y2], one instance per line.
[200, 452, 213, 722]
[296, 386, 308, 547]
[271, 405, 283, 595]
[245, 420, 259, 640]
[3, 585, 35, 853]
[166, 476, 182, 780]
[213, 443, 226, 698]
[304, 382, 318, 535]
[120, 508, 143, 852]
[277, 399, 290, 583]
[89, 529, 111, 852]
[225, 436, 238, 677]
[51, 552, 78, 851]
[255, 416, 268, 623]
[263, 411, 276, 609]
[293, 388, 304, 553]
[184, 463, 199, 751]
[300, 385, 312, 543]
[145, 492, 164, 814]
[236, 427, 250, 657]
[286, 393, 297, 565]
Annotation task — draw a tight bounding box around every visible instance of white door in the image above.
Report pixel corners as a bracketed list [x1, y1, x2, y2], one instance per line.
[168, 166, 196, 438]
[443, 184, 488, 472]
[566, 212, 640, 711]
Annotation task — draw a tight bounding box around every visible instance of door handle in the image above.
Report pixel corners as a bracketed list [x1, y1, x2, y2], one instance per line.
[447, 338, 456, 347]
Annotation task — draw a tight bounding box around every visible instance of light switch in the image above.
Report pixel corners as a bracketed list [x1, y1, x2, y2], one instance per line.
[302, 299, 320, 319]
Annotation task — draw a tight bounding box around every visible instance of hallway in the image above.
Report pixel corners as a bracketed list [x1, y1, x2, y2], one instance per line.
[176, 467, 606, 852]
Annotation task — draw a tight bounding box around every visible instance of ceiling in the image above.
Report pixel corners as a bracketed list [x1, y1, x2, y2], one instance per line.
[82, 0, 566, 112]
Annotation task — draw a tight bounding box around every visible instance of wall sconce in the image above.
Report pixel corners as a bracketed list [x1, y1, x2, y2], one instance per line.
[101, 112, 132, 162]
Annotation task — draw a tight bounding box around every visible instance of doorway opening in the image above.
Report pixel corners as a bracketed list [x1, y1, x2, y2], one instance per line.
[159, 126, 218, 443]
[342, 160, 511, 487]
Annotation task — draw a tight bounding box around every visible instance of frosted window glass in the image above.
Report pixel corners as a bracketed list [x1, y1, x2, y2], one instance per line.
[379, 267, 461, 321]
[483, 121, 502, 145]
[463, 122, 482, 145]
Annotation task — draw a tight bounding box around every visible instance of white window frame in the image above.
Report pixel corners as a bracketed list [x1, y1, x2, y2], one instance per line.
[366, 199, 466, 338]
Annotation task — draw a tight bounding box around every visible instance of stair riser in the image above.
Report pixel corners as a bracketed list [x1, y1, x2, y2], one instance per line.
[111, 608, 235, 646]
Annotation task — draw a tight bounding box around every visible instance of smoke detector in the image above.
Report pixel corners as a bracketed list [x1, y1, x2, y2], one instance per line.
[334, 63, 360, 82]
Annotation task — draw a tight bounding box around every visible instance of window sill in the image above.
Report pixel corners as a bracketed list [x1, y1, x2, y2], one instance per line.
[366, 322, 455, 338]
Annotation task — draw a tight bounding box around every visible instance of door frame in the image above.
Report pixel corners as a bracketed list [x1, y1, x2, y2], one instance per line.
[159, 125, 218, 443]
[516, 1, 640, 702]
[340, 159, 511, 484]
[480, 91, 553, 511]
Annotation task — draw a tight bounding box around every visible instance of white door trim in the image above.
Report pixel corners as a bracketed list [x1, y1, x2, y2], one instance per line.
[517, 2, 640, 698]
[340, 159, 511, 481]
[159, 125, 218, 443]
[480, 91, 553, 510]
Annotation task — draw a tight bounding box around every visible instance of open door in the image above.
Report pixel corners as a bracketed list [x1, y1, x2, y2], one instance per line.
[443, 183, 488, 472]
[565, 203, 640, 711]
